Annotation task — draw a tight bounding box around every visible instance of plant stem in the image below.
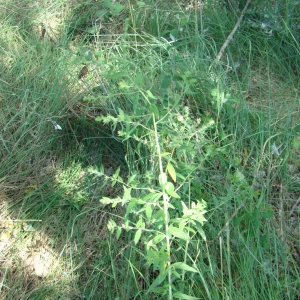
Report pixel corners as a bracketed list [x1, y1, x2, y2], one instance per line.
[153, 113, 173, 299]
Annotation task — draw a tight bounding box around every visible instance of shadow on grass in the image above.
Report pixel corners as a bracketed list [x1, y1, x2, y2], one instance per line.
[1, 111, 129, 299]
[0, 1, 130, 297]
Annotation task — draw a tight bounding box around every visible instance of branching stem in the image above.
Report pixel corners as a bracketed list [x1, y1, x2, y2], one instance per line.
[216, 0, 252, 63]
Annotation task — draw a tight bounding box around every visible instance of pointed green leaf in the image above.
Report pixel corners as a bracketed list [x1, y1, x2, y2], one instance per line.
[147, 270, 167, 292]
[196, 224, 207, 242]
[173, 292, 199, 299]
[146, 90, 157, 99]
[116, 227, 122, 240]
[171, 262, 198, 273]
[169, 226, 190, 241]
[150, 103, 159, 117]
[164, 181, 174, 194]
[145, 204, 152, 221]
[167, 163, 176, 182]
[123, 186, 132, 201]
[164, 182, 180, 198]
[142, 192, 162, 203]
[158, 152, 171, 157]
[134, 229, 142, 244]
[126, 199, 136, 215]
[136, 218, 145, 228]
[152, 234, 165, 245]
[233, 214, 243, 226]
[127, 174, 136, 185]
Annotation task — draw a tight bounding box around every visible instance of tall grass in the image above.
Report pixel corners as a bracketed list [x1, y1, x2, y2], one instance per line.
[0, 0, 299, 299]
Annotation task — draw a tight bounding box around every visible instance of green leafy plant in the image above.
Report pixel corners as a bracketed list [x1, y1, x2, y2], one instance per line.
[210, 87, 238, 115]
[94, 74, 217, 297]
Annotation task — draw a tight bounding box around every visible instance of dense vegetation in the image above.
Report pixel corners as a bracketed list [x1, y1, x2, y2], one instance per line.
[0, 0, 299, 299]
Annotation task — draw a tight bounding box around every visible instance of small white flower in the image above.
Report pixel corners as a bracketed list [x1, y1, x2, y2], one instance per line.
[261, 23, 268, 29]
[266, 29, 273, 36]
[177, 114, 184, 122]
[51, 120, 62, 130]
[271, 142, 281, 156]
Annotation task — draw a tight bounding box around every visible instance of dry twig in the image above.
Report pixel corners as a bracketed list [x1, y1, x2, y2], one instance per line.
[215, 0, 252, 63]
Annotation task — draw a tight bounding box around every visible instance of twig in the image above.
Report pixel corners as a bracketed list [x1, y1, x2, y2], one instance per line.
[9, 219, 42, 222]
[215, 0, 252, 63]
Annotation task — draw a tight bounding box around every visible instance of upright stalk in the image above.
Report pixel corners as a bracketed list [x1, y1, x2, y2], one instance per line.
[153, 114, 173, 299]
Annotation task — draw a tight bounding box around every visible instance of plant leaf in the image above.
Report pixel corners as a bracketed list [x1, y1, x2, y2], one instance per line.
[134, 229, 142, 244]
[116, 227, 122, 240]
[159, 172, 167, 185]
[146, 90, 157, 99]
[169, 226, 190, 241]
[158, 152, 171, 157]
[173, 292, 199, 299]
[167, 163, 176, 182]
[261, 211, 274, 218]
[150, 103, 159, 117]
[145, 204, 152, 221]
[147, 270, 167, 293]
[211, 88, 218, 97]
[96, 9, 108, 19]
[196, 225, 207, 242]
[107, 219, 117, 232]
[164, 182, 180, 198]
[293, 136, 300, 149]
[171, 262, 198, 273]
[152, 234, 165, 245]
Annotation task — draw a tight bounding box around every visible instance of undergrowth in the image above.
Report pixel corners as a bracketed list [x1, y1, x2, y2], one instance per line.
[0, 0, 299, 299]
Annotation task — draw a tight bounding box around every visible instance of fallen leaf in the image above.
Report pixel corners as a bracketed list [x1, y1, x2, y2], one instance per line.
[78, 66, 88, 79]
